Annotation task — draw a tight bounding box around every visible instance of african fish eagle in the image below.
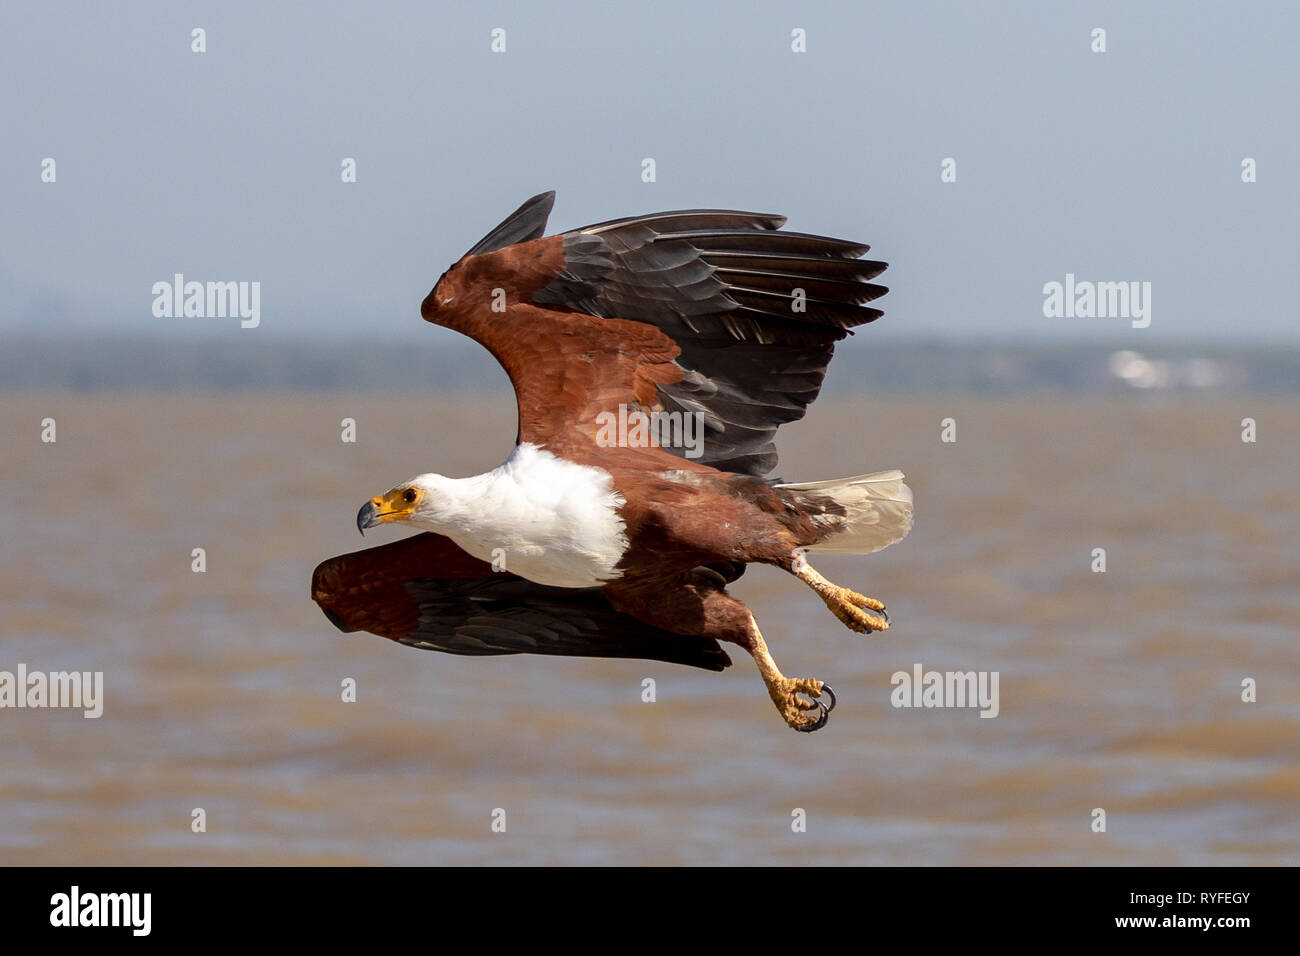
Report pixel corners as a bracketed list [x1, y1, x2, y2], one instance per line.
[312, 192, 912, 732]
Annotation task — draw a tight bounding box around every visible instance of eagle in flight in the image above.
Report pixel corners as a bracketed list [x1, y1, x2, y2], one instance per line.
[312, 192, 912, 732]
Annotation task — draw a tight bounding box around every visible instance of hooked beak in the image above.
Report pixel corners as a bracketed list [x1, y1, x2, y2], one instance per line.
[356, 500, 379, 535]
[356, 489, 419, 535]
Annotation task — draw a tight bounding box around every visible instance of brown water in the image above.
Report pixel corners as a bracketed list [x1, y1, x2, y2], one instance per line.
[2, 394, 1297, 865]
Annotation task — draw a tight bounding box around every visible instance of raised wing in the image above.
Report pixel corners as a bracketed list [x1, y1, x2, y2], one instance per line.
[311, 532, 732, 671]
[421, 192, 887, 476]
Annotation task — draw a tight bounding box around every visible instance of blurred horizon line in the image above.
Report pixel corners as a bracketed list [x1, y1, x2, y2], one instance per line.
[2, 335, 1297, 395]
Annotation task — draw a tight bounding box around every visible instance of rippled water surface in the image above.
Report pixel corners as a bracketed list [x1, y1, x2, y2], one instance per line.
[2, 394, 1297, 864]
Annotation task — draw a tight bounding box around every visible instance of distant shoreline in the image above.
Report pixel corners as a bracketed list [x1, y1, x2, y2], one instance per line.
[2, 338, 1297, 395]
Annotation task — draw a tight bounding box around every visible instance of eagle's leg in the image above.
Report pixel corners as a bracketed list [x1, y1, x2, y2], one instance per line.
[741, 614, 834, 732]
[793, 558, 890, 634]
[603, 572, 834, 732]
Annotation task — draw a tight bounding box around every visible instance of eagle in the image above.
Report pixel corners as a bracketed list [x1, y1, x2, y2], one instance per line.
[311, 192, 912, 732]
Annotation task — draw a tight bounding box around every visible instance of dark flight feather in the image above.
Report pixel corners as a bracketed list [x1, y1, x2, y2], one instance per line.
[463, 190, 556, 258]
[398, 577, 731, 671]
[312, 532, 732, 672]
[529, 202, 888, 475]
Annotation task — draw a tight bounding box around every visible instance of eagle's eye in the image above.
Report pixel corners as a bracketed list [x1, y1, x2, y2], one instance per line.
[402, 488, 417, 504]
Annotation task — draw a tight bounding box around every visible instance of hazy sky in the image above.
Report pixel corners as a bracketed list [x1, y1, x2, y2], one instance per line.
[3, 0, 1297, 349]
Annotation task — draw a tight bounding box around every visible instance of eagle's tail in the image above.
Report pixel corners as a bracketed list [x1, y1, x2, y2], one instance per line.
[778, 470, 913, 555]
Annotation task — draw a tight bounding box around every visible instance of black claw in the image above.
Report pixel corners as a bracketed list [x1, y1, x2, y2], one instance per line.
[795, 702, 829, 732]
[795, 687, 834, 733]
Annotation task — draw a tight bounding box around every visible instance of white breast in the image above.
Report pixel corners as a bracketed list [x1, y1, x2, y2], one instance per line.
[418, 443, 629, 589]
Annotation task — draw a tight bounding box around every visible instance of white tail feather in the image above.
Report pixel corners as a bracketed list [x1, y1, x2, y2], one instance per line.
[778, 470, 913, 555]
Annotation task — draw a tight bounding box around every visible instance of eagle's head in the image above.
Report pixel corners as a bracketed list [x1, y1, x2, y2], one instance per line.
[356, 477, 441, 534]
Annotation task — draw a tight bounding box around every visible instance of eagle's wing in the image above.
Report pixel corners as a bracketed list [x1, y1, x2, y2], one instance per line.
[422, 191, 887, 476]
[311, 532, 732, 671]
